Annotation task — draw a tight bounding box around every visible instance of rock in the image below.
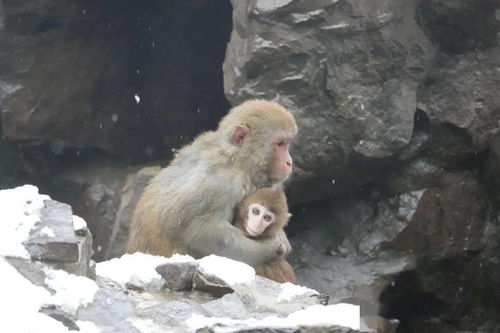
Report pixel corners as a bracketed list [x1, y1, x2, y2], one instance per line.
[152, 299, 211, 327]
[419, 49, 500, 151]
[106, 166, 161, 259]
[40, 306, 79, 331]
[201, 293, 251, 319]
[0, 0, 231, 158]
[155, 261, 199, 291]
[50, 164, 160, 261]
[389, 174, 490, 258]
[193, 270, 235, 298]
[24, 200, 79, 262]
[9, 198, 93, 278]
[225, 0, 434, 202]
[78, 277, 139, 333]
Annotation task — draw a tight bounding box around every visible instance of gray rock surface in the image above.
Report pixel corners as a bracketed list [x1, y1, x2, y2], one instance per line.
[156, 261, 199, 291]
[225, 0, 434, 202]
[0, 0, 231, 158]
[192, 270, 235, 298]
[49, 164, 160, 261]
[24, 200, 79, 262]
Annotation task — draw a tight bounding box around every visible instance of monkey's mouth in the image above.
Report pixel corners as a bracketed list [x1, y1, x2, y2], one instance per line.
[245, 227, 260, 237]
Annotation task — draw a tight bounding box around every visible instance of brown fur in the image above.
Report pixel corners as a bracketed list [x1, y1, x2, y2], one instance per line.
[233, 188, 296, 283]
[127, 100, 298, 267]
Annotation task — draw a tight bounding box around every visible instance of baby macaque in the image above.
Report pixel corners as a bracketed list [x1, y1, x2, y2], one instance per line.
[233, 188, 295, 283]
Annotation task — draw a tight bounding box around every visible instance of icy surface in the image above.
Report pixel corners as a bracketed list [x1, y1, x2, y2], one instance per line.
[277, 282, 318, 301]
[72, 215, 88, 232]
[0, 185, 50, 258]
[0, 257, 68, 333]
[186, 303, 360, 331]
[44, 268, 99, 315]
[197, 255, 256, 286]
[96, 252, 195, 287]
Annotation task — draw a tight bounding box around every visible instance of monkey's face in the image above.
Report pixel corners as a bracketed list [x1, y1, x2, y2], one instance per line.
[245, 203, 275, 237]
[268, 135, 293, 183]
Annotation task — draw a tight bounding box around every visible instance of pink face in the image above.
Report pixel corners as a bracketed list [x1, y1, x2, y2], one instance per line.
[271, 135, 293, 182]
[245, 204, 275, 237]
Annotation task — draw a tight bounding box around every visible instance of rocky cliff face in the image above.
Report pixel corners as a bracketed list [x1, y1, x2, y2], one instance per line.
[1, 0, 499, 331]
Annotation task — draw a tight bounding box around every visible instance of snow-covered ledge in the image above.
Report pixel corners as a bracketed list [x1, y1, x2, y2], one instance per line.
[0, 185, 361, 332]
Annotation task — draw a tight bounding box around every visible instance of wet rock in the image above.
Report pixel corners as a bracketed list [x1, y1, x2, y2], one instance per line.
[192, 270, 235, 298]
[155, 261, 199, 291]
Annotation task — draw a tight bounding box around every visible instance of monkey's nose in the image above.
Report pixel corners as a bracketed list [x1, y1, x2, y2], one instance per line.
[286, 161, 292, 167]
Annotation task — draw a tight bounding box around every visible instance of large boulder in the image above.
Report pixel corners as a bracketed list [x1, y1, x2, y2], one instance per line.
[224, 0, 434, 201]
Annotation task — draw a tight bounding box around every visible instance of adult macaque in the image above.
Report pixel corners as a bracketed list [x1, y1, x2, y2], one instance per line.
[127, 100, 298, 266]
[233, 188, 296, 283]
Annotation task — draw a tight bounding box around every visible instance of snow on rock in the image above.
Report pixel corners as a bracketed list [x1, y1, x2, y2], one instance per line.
[72, 215, 88, 233]
[0, 185, 50, 258]
[40, 226, 56, 238]
[96, 252, 195, 288]
[277, 282, 318, 302]
[185, 303, 360, 331]
[43, 268, 99, 315]
[76, 320, 102, 333]
[0, 257, 68, 333]
[197, 255, 255, 286]
[127, 318, 156, 333]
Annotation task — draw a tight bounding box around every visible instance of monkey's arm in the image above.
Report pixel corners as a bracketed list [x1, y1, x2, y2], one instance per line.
[182, 219, 285, 266]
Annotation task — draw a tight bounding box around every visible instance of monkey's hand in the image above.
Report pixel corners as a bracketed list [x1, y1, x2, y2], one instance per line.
[274, 228, 292, 258]
[183, 220, 288, 267]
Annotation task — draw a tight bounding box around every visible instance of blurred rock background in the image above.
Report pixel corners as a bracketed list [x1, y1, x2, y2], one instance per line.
[1, 0, 499, 331]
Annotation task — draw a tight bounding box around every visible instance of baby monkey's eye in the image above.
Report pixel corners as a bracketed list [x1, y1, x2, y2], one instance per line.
[264, 215, 272, 221]
[252, 208, 260, 215]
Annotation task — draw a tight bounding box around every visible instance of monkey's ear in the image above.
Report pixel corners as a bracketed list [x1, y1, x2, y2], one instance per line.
[230, 125, 251, 146]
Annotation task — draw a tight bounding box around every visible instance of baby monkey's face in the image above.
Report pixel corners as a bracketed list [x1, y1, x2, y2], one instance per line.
[245, 203, 275, 237]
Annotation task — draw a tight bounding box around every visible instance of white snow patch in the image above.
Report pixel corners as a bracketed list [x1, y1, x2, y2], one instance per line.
[134, 94, 141, 103]
[43, 268, 98, 315]
[322, 22, 349, 30]
[73, 215, 88, 232]
[185, 303, 360, 331]
[197, 255, 255, 286]
[0, 185, 50, 258]
[127, 318, 156, 333]
[97, 252, 195, 287]
[40, 226, 56, 238]
[111, 113, 119, 122]
[77, 320, 102, 333]
[277, 282, 318, 302]
[0, 257, 68, 333]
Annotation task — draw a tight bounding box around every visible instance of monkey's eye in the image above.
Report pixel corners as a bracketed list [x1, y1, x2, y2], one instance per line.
[264, 215, 272, 222]
[276, 140, 286, 147]
[252, 208, 260, 215]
